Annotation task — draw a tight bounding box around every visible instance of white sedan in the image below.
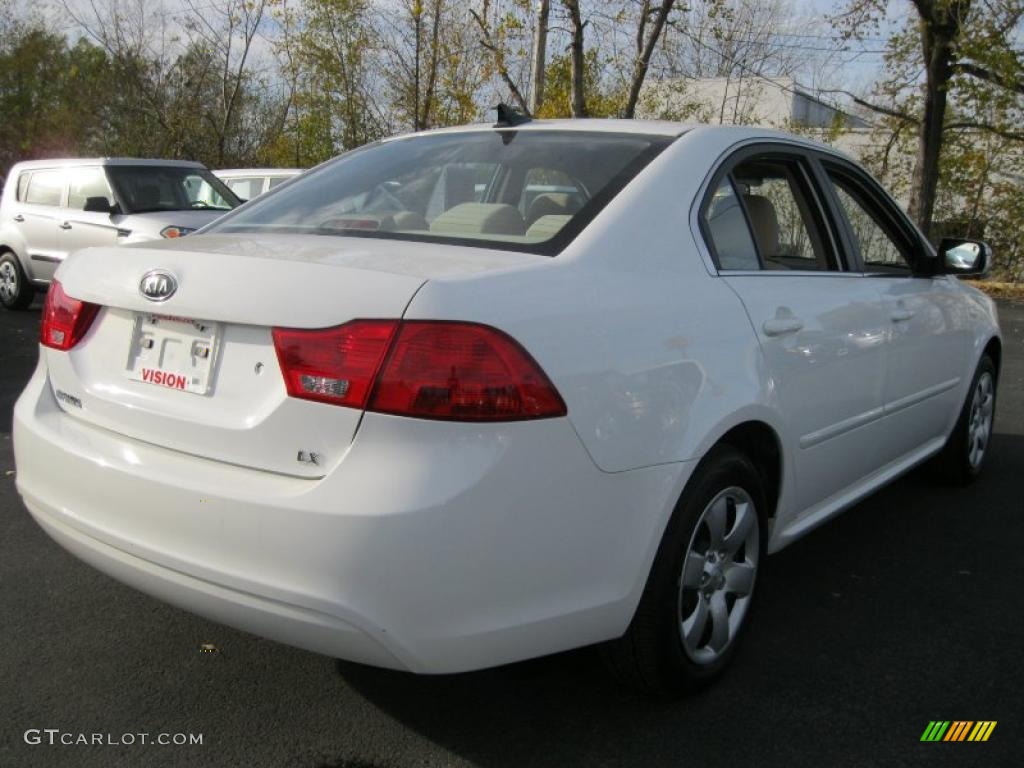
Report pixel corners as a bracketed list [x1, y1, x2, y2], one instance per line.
[13, 119, 1001, 693]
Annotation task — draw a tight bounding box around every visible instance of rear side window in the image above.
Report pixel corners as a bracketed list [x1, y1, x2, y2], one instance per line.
[208, 131, 673, 256]
[24, 170, 64, 206]
[268, 176, 290, 189]
[703, 178, 759, 270]
[225, 177, 264, 200]
[702, 154, 837, 272]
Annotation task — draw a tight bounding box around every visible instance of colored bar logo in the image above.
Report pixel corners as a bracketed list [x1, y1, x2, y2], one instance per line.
[921, 721, 997, 742]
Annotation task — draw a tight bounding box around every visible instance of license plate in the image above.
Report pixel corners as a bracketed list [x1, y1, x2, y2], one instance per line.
[125, 313, 221, 395]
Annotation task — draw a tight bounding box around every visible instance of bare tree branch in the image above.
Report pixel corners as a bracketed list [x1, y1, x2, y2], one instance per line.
[469, 7, 530, 114]
[953, 60, 1024, 95]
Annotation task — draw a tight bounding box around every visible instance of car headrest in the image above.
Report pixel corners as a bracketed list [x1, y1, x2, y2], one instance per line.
[430, 203, 526, 236]
[526, 193, 580, 226]
[525, 214, 572, 240]
[742, 194, 780, 257]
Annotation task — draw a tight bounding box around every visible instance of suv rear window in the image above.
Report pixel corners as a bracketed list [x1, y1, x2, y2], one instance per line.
[209, 130, 672, 255]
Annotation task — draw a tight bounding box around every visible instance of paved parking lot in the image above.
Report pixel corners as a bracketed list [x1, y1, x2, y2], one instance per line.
[1, 297, 1022, 768]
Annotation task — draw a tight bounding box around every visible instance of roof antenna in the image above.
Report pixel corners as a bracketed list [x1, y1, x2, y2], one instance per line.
[492, 103, 532, 127]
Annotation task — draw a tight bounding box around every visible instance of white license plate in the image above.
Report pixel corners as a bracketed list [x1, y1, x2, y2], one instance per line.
[125, 313, 221, 395]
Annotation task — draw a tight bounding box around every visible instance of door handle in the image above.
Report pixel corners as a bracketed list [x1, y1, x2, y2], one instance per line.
[891, 308, 915, 322]
[59, 222, 72, 230]
[12, 214, 24, 222]
[762, 317, 804, 336]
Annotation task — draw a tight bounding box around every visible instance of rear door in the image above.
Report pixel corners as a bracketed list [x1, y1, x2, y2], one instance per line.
[818, 161, 969, 460]
[17, 168, 66, 281]
[59, 166, 122, 255]
[701, 146, 891, 518]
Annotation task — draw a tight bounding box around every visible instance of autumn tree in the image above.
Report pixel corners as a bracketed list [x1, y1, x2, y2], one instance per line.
[835, 0, 1024, 237]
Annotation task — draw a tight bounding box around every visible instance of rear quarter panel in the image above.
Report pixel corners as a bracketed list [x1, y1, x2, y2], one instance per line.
[404, 128, 783, 475]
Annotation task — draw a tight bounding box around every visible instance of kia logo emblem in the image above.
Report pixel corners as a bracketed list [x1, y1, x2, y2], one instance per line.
[139, 269, 177, 302]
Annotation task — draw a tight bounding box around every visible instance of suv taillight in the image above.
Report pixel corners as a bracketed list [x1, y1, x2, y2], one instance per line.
[40, 280, 100, 350]
[272, 320, 566, 421]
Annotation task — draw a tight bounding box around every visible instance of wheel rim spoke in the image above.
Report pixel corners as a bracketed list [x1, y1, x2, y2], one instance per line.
[682, 594, 709, 649]
[681, 551, 705, 589]
[724, 561, 756, 597]
[722, 501, 754, 555]
[707, 592, 730, 652]
[704, 495, 729, 549]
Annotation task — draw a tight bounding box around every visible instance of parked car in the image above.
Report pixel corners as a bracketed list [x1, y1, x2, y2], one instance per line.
[214, 168, 303, 201]
[0, 159, 241, 310]
[13, 120, 1000, 694]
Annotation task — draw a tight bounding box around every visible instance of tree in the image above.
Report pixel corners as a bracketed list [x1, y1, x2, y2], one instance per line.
[563, 0, 587, 116]
[835, 0, 1024, 237]
[529, 0, 550, 113]
[470, 0, 532, 114]
[622, 0, 676, 118]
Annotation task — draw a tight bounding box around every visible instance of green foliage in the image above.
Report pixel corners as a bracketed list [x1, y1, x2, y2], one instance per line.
[537, 51, 624, 118]
[837, 0, 1024, 281]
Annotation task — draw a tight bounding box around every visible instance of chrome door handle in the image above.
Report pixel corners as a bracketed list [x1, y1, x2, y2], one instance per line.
[762, 317, 804, 336]
[59, 222, 72, 230]
[12, 214, 24, 222]
[891, 308, 915, 322]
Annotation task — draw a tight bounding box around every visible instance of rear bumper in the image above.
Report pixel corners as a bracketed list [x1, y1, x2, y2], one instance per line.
[14, 360, 690, 673]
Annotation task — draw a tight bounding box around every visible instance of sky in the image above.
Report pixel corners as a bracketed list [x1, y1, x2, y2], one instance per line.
[33, 0, 900, 114]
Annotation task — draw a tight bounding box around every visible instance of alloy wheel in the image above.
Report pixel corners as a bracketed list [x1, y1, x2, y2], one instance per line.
[967, 372, 995, 469]
[0, 261, 17, 303]
[678, 486, 760, 665]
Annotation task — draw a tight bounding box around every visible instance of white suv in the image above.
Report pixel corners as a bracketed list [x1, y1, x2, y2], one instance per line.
[0, 158, 240, 310]
[214, 168, 303, 201]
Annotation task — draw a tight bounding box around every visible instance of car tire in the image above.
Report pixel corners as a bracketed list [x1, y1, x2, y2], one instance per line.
[603, 445, 767, 695]
[0, 252, 34, 310]
[931, 354, 997, 485]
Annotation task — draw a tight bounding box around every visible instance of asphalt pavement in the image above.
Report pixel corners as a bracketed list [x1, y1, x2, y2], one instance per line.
[1, 295, 1022, 768]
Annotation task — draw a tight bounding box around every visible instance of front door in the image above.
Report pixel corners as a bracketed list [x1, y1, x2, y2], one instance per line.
[821, 163, 969, 461]
[59, 166, 122, 257]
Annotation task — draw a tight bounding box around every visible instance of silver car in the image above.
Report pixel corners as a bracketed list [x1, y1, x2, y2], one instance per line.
[0, 158, 240, 310]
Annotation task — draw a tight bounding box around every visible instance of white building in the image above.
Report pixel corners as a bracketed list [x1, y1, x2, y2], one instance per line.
[639, 75, 873, 156]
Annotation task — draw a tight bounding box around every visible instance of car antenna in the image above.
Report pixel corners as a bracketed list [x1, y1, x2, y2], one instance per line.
[493, 103, 531, 128]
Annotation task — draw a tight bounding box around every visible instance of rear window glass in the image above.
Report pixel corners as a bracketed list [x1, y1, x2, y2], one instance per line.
[208, 130, 672, 255]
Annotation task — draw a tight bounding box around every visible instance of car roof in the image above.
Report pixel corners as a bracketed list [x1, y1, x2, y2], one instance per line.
[10, 158, 206, 171]
[384, 118, 693, 141]
[215, 168, 304, 176]
[381, 119, 855, 159]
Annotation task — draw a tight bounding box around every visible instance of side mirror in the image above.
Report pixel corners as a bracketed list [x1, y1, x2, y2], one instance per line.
[939, 237, 991, 277]
[83, 196, 116, 214]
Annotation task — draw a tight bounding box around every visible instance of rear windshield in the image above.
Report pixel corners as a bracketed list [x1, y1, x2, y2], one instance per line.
[107, 166, 241, 214]
[208, 130, 673, 255]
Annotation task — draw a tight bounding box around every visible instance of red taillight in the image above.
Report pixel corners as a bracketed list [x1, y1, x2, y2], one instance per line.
[371, 322, 566, 420]
[272, 320, 399, 407]
[271, 320, 566, 421]
[40, 280, 100, 350]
